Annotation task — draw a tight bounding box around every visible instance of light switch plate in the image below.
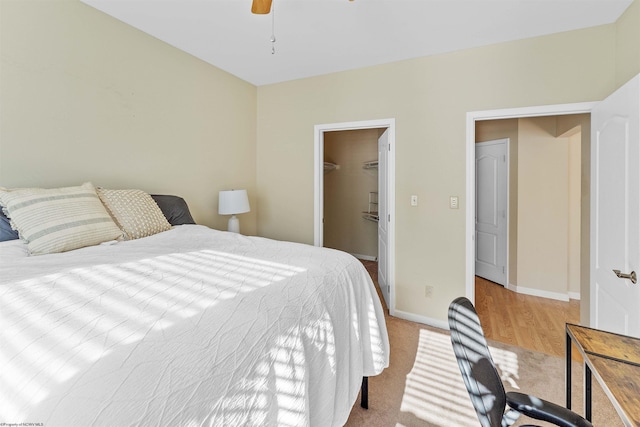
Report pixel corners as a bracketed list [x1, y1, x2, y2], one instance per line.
[411, 195, 418, 206]
[450, 196, 459, 209]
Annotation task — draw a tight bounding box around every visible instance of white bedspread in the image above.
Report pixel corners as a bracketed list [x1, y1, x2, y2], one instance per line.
[0, 225, 389, 427]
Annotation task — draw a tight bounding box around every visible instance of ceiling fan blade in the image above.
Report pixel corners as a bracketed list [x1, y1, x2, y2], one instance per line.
[251, 0, 272, 14]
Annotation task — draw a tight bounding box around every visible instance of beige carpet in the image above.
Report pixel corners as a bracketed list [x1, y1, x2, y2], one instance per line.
[345, 314, 622, 427]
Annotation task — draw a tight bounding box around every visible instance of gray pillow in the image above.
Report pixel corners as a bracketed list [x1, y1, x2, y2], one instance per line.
[0, 209, 19, 242]
[150, 195, 196, 226]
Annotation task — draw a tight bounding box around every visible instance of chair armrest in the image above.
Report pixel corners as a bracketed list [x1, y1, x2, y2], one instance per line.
[506, 392, 592, 427]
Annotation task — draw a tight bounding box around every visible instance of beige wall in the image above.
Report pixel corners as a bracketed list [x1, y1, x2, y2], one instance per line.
[475, 119, 519, 287]
[323, 129, 379, 258]
[556, 113, 591, 322]
[615, 0, 640, 87]
[0, 0, 258, 234]
[517, 117, 581, 297]
[257, 25, 620, 323]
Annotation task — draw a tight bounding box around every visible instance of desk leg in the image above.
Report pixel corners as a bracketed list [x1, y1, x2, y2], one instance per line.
[566, 331, 572, 409]
[585, 364, 592, 421]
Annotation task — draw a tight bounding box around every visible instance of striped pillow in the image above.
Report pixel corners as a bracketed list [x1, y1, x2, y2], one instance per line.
[0, 182, 123, 255]
[97, 188, 171, 240]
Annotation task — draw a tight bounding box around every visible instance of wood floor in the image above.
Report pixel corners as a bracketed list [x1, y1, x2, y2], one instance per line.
[361, 260, 579, 358]
[475, 275, 580, 358]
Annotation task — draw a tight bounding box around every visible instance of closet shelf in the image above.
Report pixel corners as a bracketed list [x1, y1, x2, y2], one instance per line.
[363, 192, 379, 222]
[362, 160, 378, 170]
[362, 212, 379, 222]
[324, 162, 339, 172]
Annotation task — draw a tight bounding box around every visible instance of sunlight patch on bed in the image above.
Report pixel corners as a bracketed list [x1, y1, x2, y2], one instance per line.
[398, 329, 520, 426]
[92, 263, 205, 317]
[366, 294, 386, 369]
[225, 312, 339, 427]
[91, 263, 204, 319]
[272, 328, 314, 427]
[0, 249, 310, 422]
[2, 322, 77, 382]
[2, 287, 108, 361]
[0, 351, 48, 404]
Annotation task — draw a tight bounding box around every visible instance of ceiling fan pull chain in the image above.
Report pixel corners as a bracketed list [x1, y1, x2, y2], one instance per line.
[270, 3, 276, 54]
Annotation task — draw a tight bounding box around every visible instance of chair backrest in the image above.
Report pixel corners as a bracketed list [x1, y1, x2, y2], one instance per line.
[448, 297, 507, 427]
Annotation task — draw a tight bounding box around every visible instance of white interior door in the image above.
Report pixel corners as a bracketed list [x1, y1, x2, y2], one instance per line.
[591, 74, 640, 337]
[378, 129, 390, 307]
[475, 139, 508, 286]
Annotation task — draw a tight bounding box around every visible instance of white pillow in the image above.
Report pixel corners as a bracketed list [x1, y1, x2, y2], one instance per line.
[0, 182, 123, 255]
[97, 188, 171, 240]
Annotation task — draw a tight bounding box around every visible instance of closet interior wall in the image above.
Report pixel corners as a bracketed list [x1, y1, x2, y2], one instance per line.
[323, 129, 380, 260]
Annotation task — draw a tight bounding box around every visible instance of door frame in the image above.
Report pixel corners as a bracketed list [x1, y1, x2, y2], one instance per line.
[314, 118, 396, 315]
[465, 103, 596, 303]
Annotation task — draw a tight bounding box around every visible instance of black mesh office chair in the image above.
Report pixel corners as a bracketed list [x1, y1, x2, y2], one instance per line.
[448, 297, 592, 427]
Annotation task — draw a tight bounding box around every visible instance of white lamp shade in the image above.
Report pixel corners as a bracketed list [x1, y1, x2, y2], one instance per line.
[218, 189, 250, 215]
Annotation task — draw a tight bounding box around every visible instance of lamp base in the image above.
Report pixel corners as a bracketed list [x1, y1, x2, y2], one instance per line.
[227, 215, 240, 233]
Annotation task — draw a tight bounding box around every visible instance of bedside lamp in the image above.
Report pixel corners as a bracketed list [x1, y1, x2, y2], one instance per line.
[218, 189, 250, 233]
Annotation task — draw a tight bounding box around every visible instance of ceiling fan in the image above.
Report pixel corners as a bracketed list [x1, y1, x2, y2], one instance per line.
[251, 0, 272, 14]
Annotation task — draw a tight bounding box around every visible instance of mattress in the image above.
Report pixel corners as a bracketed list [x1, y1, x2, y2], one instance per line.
[0, 225, 389, 426]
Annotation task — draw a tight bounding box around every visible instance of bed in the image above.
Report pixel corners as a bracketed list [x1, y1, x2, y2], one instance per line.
[0, 187, 389, 427]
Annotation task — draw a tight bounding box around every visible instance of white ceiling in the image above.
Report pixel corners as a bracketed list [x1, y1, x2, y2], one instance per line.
[81, 0, 633, 86]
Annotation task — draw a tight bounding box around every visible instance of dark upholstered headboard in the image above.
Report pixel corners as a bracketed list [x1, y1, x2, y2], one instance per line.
[150, 195, 196, 226]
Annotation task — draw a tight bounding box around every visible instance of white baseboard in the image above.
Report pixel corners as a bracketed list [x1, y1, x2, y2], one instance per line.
[393, 309, 449, 330]
[568, 291, 581, 301]
[507, 283, 571, 302]
[351, 253, 377, 261]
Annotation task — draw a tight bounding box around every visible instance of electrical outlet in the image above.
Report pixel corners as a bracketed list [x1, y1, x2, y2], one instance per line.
[425, 285, 433, 298]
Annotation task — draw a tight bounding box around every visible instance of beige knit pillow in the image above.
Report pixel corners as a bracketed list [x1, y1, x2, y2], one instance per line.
[97, 188, 171, 240]
[0, 182, 123, 255]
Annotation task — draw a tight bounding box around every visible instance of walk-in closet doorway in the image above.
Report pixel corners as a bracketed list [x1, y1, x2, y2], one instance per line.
[323, 129, 380, 260]
[314, 119, 396, 313]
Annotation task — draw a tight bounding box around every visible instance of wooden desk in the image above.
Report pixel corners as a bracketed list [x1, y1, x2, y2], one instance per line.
[565, 323, 640, 426]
